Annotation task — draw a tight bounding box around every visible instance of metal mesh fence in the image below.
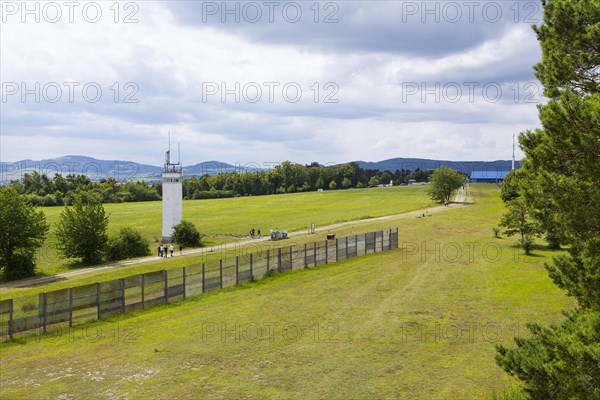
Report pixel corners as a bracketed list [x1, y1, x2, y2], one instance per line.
[0, 228, 398, 339]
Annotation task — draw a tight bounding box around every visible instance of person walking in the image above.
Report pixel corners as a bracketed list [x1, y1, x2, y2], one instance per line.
[170, 244, 174, 257]
[179, 244, 183, 255]
[158, 244, 163, 258]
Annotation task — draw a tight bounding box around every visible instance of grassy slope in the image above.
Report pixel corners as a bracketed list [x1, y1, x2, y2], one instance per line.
[35, 186, 433, 275]
[0, 185, 574, 399]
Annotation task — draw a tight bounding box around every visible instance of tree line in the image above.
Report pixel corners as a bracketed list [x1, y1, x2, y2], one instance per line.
[6, 162, 433, 205]
[6, 172, 160, 206]
[182, 161, 431, 199]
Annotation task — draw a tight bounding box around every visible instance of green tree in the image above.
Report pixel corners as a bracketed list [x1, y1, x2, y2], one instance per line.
[0, 186, 49, 280]
[533, 0, 600, 97]
[495, 0, 600, 397]
[427, 166, 464, 203]
[55, 195, 109, 265]
[328, 180, 338, 190]
[380, 171, 393, 185]
[499, 198, 541, 255]
[105, 227, 150, 261]
[171, 220, 203, 248]
[315, 177, 325, 190]
[368, 176, 380, 187]
[500, 169, 524, 203]
[341, 177, 352, 189]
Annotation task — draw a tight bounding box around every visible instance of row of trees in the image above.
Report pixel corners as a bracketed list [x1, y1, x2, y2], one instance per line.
[0, 186, 203, 281]
[8, 163, 433, 206]
[494, 0, 600, 398]
[182, 162, 431, 199]
[9, 172, 160, 206]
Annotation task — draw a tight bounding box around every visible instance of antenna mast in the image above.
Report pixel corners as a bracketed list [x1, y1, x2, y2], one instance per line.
[512, 134, 515, 170]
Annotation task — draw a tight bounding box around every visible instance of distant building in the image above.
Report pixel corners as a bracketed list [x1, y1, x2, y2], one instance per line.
[470, 170, 510, 183]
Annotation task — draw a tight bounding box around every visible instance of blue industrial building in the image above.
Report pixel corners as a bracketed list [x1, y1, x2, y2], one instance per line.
[469, 170, 511, 183]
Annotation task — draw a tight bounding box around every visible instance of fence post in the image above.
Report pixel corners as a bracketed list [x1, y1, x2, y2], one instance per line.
[202, 263, 206, 293]
[250, 254, 253, 279]
[141, 274, 146, 309]
[396, 227, 399, 248]
[388, 229, 392, 250]
[304, 243, 307, 268]
[39, 292, 47, 334]
[266, 249, 270, 273]
[314, 242, 317, 266]
[235, 256, 239, 285]
[345, 236, 349, 258]
[355, 234, 358, 256]
[290, 245, 294, 270]
[96, 283, 101, 320]
[219, 260, 223, 288]
[163, 270, 168, 302]
[8, 299, 13, 340]
[68, 288, 73, 327]
[120, 278, 125, 314]
[381, 230, 384, 252]
[277, 248, 282, 272]
[335, 238, 339, 262]
[325, 240, 329, 264]
[182, 267, 187, 299]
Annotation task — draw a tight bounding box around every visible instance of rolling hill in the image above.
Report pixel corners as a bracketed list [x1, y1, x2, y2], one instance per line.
[0, 155, 518, 183]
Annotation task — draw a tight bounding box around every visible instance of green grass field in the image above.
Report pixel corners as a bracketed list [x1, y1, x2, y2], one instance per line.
[0, 185, 574, 399]
[35, 186, 434, 275]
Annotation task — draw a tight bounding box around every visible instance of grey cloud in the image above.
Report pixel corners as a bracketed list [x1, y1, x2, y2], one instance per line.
[165, 1, 538, 57]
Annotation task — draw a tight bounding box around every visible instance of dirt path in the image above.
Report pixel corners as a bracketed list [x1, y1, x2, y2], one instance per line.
[0, 191, 468, 290]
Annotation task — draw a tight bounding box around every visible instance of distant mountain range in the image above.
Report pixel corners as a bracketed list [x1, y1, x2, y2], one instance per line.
[0, 155, 518, 183]
[355, 157, 520, 175]
[0, 155, 249, 183]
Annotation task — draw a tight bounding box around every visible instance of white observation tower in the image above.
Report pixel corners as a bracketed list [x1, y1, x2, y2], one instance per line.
[162, 135, 183, 242]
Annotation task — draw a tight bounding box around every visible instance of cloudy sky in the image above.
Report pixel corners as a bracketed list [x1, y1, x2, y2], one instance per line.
[0, 0, 544, 166]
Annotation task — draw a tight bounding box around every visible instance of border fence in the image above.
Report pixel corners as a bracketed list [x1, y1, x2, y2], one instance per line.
[0, 228, 398, 340]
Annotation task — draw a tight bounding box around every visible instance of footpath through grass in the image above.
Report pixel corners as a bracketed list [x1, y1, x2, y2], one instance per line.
[34, 186, 433, 275]
[0, 185, 574, 399]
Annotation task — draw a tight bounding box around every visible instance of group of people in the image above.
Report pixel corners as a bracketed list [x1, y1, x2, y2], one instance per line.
[249, 228, 261, 239]
[158, 243, 182, 257]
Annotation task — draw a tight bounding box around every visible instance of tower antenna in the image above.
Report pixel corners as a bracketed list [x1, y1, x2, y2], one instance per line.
[178, 142, 181, 165]
[512, 134, 515, 170]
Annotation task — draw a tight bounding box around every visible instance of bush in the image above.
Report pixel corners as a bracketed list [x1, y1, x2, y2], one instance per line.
[493, 227, 501, 238]
[191, 190, 236, 200]
[545, 231, 561, 249]
[3, 254, 36, 281]
[519, 235, 535, 255]
[171, 220, 203, 248]
[105, 227, 150, 261]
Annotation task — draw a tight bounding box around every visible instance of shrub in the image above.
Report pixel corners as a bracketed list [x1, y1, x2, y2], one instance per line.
[519, 234, 535, 255]
[493, 227, 501, 238]
[105, 227, 151, 261]
[3, 254, 36, 281]
[545, 231, 561, 249]
[171, 220, 203, 248]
